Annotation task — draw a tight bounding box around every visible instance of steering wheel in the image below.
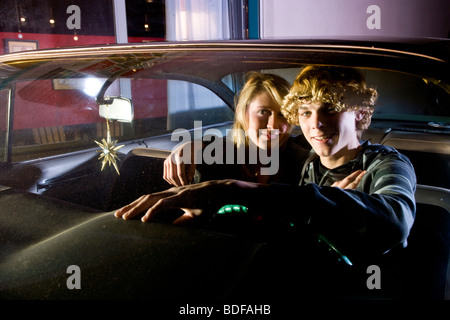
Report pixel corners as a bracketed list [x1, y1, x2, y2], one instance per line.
[209, 204, 353, 267]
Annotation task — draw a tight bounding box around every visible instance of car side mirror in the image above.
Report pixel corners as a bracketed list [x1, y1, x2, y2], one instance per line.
[98, 96, 133, 122]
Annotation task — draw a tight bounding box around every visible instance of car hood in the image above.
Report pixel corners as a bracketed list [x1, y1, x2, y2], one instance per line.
[0, 187, 263, 299]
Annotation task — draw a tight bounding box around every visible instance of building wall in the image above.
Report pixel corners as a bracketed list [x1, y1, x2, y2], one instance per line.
[260, 0, 450, 39]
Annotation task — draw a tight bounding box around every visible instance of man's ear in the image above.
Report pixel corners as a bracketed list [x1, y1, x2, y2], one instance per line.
[355, 110, 365, 121]
[354, 110, 365, 133]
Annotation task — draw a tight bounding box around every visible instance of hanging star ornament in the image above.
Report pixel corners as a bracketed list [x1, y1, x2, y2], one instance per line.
[95, 120, 124, 175]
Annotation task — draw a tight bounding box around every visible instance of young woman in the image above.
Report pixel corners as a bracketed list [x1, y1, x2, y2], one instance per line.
[163, 71, 309, 186]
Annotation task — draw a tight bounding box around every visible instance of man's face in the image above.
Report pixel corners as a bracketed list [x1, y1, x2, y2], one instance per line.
[298, 101, 362, 168]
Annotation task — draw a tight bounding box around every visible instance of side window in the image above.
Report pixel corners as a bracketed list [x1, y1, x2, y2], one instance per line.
[121, 79, 233, 140]
[9, 78, 233, 162]
[166, 80, 233, 130]
[10, 78, 116, 162]
[365, 70, 450, 122]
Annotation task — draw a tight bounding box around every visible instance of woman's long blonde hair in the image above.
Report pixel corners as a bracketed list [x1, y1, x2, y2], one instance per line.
[230, 72, 291, 146]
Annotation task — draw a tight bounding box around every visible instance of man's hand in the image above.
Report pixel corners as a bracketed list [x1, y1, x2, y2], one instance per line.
[114, 179, 243, 223]
[331, 170, 366, 189]
[115, 170, 366, 225]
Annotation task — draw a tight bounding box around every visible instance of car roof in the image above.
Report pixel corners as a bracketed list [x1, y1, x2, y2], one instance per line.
[0, 38, 448, 92]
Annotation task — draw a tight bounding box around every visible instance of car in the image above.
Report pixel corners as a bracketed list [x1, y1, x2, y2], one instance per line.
[0, 38, 449, 303]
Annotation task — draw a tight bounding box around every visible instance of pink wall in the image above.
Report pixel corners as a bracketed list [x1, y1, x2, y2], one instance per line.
[13, 79, 168, 130]
[1, 32, 164, 53]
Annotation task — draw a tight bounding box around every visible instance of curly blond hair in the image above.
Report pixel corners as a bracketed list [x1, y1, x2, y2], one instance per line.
[282, 66, 378, 135]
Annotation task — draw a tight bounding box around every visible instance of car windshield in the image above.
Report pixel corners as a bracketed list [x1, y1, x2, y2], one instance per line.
[0, 41, 449, 301]
[0, 45, 449, 164]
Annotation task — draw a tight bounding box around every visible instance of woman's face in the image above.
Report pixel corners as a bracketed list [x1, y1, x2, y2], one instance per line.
[245, 91, 291, 150]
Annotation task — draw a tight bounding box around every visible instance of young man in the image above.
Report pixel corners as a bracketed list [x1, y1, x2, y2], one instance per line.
[115, 66, 416, 263]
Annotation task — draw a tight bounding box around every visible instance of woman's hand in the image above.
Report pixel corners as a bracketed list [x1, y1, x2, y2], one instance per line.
[163, 141, 198, 186]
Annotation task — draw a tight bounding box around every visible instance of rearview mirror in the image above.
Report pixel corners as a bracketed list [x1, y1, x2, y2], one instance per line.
[98, 96, 133, 122]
